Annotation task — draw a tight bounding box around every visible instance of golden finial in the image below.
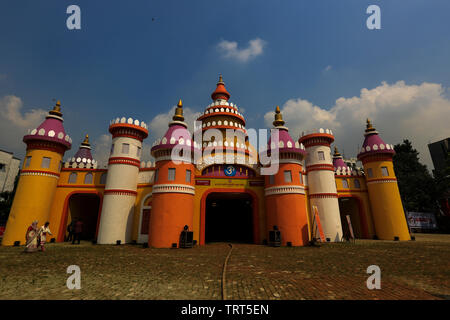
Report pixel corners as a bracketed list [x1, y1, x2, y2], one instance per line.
[365, 118, 377, 133]
[173, 99, 184, 122]
[49, 100, 63, 116]
[218, 74, 224, 84]
[273, 105, 285, 127]
[82, 134, 90, 146]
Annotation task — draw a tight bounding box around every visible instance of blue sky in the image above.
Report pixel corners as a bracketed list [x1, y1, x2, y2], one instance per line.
[1, 0, 449, 168]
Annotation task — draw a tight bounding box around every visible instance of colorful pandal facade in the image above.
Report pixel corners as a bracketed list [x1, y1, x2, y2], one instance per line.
[2, 77, 411, 247]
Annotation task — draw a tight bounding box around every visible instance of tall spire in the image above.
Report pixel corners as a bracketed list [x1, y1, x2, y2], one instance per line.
[172, 99, 184, 122]
[365, 118, 377, 135]
[211, 74, 230, 101]
[81, 134, 90, 147]
[273, 106, 285, 127]
[49, 100, 63, 117]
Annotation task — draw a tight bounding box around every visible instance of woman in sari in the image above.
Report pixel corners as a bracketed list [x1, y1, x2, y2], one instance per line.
[38, 222, 52, 252]
[24, 220, 39, 253]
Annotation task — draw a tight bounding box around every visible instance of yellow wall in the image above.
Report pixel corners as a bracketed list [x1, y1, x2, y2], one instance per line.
[363, 160, 410, 240]
[48, 169, 106, 241]
[335, 175, 375, 239]
[2, 149, 63, 246]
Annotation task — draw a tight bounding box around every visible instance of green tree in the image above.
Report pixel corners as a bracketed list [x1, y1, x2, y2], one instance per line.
[393, 139, 437, 212]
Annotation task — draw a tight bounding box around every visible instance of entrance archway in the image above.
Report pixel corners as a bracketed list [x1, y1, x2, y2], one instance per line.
[59, 192, 102, 242]
[338, 196, 368, 239]
[201, 190, 259, 244]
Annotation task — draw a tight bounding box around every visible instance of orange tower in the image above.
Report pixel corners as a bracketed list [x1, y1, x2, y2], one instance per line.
[263, 106, 309, 246]
[149, 100, 197, 248]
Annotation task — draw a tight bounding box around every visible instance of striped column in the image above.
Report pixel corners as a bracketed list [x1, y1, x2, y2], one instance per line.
[97, 117, 148, 244]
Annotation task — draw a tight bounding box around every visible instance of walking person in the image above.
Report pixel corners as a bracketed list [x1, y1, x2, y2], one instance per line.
[66, 220, 75, 242]
[24, 220, 39, 253]
[38, 222, 53, 252]
[72, 218, 83, 245]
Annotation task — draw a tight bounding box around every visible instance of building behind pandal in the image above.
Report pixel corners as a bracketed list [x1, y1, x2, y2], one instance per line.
[1, 77, 411, 247]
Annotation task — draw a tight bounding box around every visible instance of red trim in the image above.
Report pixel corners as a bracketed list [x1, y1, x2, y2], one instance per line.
[337, 189, 368, 193]
[57, 184, 106, 188]
[338, 194, 369, 239]
[61, 168, 107, 172]
[360, 155, 393, 164]
[139, 168, 156, 171]
[201, 125, 246, 133]
[104, 189, 138, 196]
[108, 157, 141, 167]
[109, 123, 148, 138]
[25, 140, 68, 155]
[306, 164, 335, 172]
[298, 133, 334, 146]
[58, 191, 103, 242]
[197, 112, 246, 124]
[303, 142, 332, 148]
[21, 169, 60, 177]
[199, 188, 260, 245]
[309, 193, 338, 198]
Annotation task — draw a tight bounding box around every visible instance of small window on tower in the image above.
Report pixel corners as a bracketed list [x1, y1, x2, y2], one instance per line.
[41, 157, 51, 169]
[185, 169, 191, 183]
[110, 143, 115, 155]
[342, 179, 349, 189]
[269, 175, 275, 185]
[168, 168, 176, 181]
[367, 168, 373, 178]
[318, 151, 325, 161]
[68, 172, 77, 184]
[381, 167, 389, 177]
[0, 163, 5, 172]
[84, 173, 93, 184]
[153, 169, 159, 183]
[354, 179, 361, 188]
[122, 143, 130, 154]
[100, 173, 107, 184]
[24, 156, 31, 168]
[284, 170, 292, 183]
[137, 146, 142, 157]
[299, 172, 303, 184]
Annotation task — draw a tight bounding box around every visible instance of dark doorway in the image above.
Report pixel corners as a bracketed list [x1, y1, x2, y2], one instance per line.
[338, 197, 363, 239]
[67, 193, 101, 241]
[205, 192, 253, 243]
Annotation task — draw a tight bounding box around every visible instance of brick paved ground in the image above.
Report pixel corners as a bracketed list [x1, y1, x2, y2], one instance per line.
[0, 233, 448, 300]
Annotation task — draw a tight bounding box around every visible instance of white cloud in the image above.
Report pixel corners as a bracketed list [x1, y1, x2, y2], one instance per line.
[324, 65, 332, 72]
[91, 134, 112, 168]
[264, 81, 450, 170]
[217, 38, 266, 62]
[0, 95, 47, 159]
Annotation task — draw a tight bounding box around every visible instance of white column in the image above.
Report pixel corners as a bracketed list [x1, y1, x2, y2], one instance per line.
[306, 145, 343, 242]
[97, 136, 142, 244]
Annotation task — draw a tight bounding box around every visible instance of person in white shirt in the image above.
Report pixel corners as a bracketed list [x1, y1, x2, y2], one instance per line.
[38, 222, 53, 252]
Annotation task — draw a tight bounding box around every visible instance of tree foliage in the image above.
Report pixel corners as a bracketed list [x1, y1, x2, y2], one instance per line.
[393, 139, 437, 212]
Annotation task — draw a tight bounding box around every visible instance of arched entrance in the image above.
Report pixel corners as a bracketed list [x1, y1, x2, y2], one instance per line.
[338, 196, 368, 239]
[200, 189, 259, 244]
[58, 192, 102, 242]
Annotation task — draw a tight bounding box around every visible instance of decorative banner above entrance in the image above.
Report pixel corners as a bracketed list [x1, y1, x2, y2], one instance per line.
[224, 165, 236, 177]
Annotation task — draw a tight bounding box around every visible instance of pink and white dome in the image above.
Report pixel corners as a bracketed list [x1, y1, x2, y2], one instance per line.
[23, 101, 72, 150]
[357, 119, 395, 160]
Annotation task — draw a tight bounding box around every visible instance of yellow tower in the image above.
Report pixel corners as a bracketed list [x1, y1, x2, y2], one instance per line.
[2, 101, 72, 246]
[357, 119, 410, 241]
